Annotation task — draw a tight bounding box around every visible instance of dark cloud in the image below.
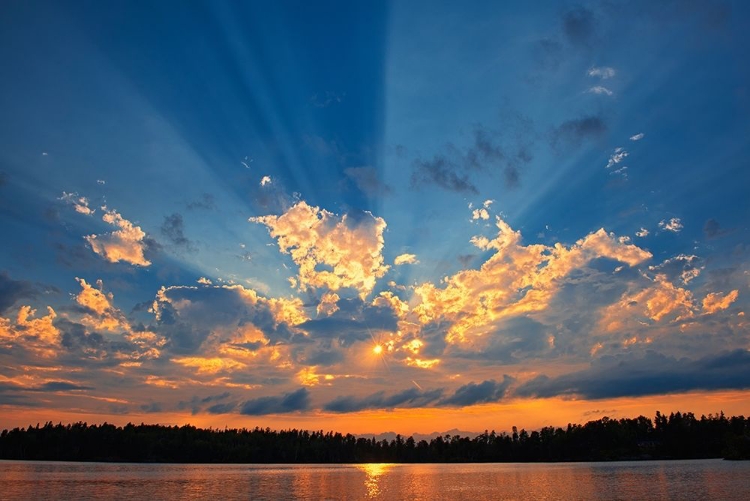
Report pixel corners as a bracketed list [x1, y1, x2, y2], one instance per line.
[0, 271, 38, 314]
[703, 218, 731, 239]
[240, 388, 310, 415]
[324, 388, 444, 413]
[153, 285, 301, 354]
[178, 392, 233, 415]
[550, 115, 607, 148]
[438, 376, 515, 406]
[299, 297, 398, 345]
[36, 381, 94, 392]
[457, 254, 476, 267]
[140, 402, 163, 413]
[302, 348, 345, 366]
[57, 319, 104, 350]
[187, 193, 216, 210]
[515, 350, 750, 399]
[411, 121, 534, 193]
[649, 254, 702, 284]
[452, 317, 549, 363]
[562, 6, 598, 48]
[411, 155, 478, 194]
[207, 402, 238, 414]
[161, 213, 194, 250]
[344, 166, 392, 198]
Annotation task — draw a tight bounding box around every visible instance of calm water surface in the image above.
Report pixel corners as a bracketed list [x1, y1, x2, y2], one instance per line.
[1, 459, 748, 500]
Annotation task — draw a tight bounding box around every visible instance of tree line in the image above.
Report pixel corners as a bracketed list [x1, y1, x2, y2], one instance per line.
[1, 411, 748, 463]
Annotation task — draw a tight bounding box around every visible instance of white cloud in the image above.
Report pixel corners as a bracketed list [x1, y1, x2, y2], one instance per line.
[636, 228, 649, 237]
[587, 66, 616, 79]
[659, 218, 683, 233]
[471, 200, 494, 221]
[394, 253, 419, 266]
[250, 201, 389, 298]
[630, 133, 645, 141]
[587, 86, 613, 96]
[85, 207, 151, 266]
[606, 147, 628, 169]
[59, 192, 95, 216]
[260, 176, 272, 186]
[472, 208, 490, 220]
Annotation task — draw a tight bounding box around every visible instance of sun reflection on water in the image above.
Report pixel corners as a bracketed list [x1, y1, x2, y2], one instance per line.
[355, 463, 393, 498]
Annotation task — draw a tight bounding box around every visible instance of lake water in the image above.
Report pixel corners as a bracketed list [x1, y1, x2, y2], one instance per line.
[1, 459, 748, 500]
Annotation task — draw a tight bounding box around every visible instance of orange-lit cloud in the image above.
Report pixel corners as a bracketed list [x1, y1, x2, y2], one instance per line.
[85, 207, 151, 266]
[702, 290, 739, 314]
[412, 217, 652, 342]
[394, 253, 418, 265]
[250, 201, 388, 297]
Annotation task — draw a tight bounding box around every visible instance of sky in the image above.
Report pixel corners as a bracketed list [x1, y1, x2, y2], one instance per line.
[1, 0, 749, 436]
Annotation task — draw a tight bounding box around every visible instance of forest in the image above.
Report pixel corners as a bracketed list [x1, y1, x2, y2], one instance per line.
[1, 411, 748, 463]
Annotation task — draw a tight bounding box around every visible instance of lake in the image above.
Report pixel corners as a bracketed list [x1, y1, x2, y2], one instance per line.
[1, 459, 748, 500]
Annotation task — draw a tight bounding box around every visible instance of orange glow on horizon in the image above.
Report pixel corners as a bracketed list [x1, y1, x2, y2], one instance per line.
[3, 389, 749, 437]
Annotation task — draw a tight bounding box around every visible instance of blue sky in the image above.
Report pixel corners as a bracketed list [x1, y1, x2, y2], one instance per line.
[1, 0, 749, 433]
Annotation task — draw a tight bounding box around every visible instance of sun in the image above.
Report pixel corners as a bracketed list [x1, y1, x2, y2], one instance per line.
[373, 344, 384, 355]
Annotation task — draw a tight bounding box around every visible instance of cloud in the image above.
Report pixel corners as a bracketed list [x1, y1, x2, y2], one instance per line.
[74, 277, 126, 331]
[178, 392, 234, 415]
[472, 208, 490, 220]
[411, 124, 532, 193]
[160, 213, 194, 250]
[649, 254, 702, 284]
[562, 6, 597, 48]
[413, 217, 651, 343]
[587, 66, 615, 79]
[260, 176, 272, 187]
[324, 387, 443, 413]
[59, 191, 95, 216]
[250, 201, 389, 298]
[36, 381, 94, 392]
[151, 283, 306, 354]
[597, 273, 696, 333]
[1, 305, 60, 347]
[635, 228, 649, 237]
[0, 272, 38, 314]
[309, 91, 344, 108]
[587, 86, 613, 96]
[85, 207, 151, 266]
[516, 350, 750, 399]
[239, 387, 310, 415]
[344, 166, 392, 198]
[316, 291, 340, 316]
[605, 147, 628, 169]
[630, 133, 645, 141]
[187, 193, 216, 210]
[702, 290, 739, 315]
[659, 218, 683, 233]
[703, 218, 729, 239]
[411, 155, 478, 194]
[298, 297, 398, 345]
[438, 376, 515, 406]
[394, 253, 418, 266]
[551, 116, 607, 148]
